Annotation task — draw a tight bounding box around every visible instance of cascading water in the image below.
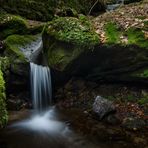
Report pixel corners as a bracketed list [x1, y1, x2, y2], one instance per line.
[30, 62, 52, 111]
[11, 39, 69, 135]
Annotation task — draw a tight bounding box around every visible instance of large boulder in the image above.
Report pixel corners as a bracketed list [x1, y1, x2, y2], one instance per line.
[2, 34, 42, 95]
[0, 13, 45, 39]
[43, 16, 99, 72]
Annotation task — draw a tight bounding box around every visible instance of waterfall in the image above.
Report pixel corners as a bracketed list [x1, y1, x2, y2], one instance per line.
[10, 39, 70, 137]
[106, 0, 124, 11]
[30, 62, 52, 111]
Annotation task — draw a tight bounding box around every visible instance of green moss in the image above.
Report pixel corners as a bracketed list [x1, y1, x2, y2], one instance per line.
[46, 42, 85, 70]
[0, 0, 54, 21]
[0, 14, 28, 39]
[143, 21, 148, 31]
[0, 57, 10, 72]
[105, 22, 121, 44]
[4, 34, 37, 61]
[46, 17, 99, 48]
[0, 67, 8, 128]
[134, 69, 148, 78]
[126, 28, 148, 48]
[138, 97, 148, 105]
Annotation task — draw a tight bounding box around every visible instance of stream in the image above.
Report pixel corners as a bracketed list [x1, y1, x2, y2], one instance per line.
[0, 107, 144, 148]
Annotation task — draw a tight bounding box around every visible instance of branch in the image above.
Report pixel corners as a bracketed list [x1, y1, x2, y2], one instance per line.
[88, 0, 99, 15]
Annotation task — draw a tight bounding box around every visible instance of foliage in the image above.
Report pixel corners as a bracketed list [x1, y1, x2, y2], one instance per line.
[46, 17, 99, 48]
[0, 14, 28, 39]
[0, 66, 8, 128]
[105, 22, 121, 44]
[138, 69, 148, 78]
[0, 0, 106, 21]
[126, 28, 148, 48]
[0, 57, 10, 73]
[0, 0, 54, 21]
[138, 97, 148, 105]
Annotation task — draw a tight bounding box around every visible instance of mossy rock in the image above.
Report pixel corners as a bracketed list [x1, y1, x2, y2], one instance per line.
[0, 13, 45, 39]
[4, 34, 37, 61]
[0, 14, 28, 39]
[0, 67, 8, 128]
[43, 16, 99, 71]
[4, 34, 39, 76]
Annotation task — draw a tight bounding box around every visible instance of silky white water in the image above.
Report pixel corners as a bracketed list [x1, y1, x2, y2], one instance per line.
[30, 62, 52, 111]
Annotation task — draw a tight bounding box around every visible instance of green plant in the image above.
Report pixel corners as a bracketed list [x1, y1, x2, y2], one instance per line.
[126, 27, 148, 48]
[0, 68, 8, 127]
[126, 95, 135, 102]
[105, 22, 121, 44]
[46, 17, 99, 48]
[138, 97, 148, 105]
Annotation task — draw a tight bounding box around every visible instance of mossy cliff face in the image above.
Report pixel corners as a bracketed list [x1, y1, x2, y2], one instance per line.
[0, 0, 105, 21]
[0, 0, 54, 21]
[0, 66, 8, 128]
[43, 16, 99, 72]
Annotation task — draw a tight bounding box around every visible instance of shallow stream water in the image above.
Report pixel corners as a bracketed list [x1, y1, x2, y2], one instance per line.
[0, 107, 145, 148]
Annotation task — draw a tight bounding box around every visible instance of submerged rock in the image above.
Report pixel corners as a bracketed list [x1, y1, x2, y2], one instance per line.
[92, 96, 116, 120]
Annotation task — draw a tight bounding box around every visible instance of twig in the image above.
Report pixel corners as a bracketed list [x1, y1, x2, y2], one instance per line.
[88, 0, 99, 15]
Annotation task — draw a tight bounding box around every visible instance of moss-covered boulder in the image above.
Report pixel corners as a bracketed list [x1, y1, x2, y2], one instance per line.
[0, 66, 7, 128]
[0, 13, 45, 40]
[3, 34, 42, 94]
[43, 16, 99, 72]
[3, 34, 42, 80]
[0, 14, 28, 39]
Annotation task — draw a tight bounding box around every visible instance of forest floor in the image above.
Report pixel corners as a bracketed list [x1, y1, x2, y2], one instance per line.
[91, 1, 148, 43]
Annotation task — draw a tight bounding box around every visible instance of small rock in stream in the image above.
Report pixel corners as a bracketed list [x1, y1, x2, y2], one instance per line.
[92, 96, 116, 120]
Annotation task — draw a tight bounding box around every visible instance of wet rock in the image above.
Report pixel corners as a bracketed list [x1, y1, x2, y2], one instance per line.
[122, 117, 146, 130]
[7, 98, 24, 111]
[104, 114, 120, 125]
[92, 96, 116, 120]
